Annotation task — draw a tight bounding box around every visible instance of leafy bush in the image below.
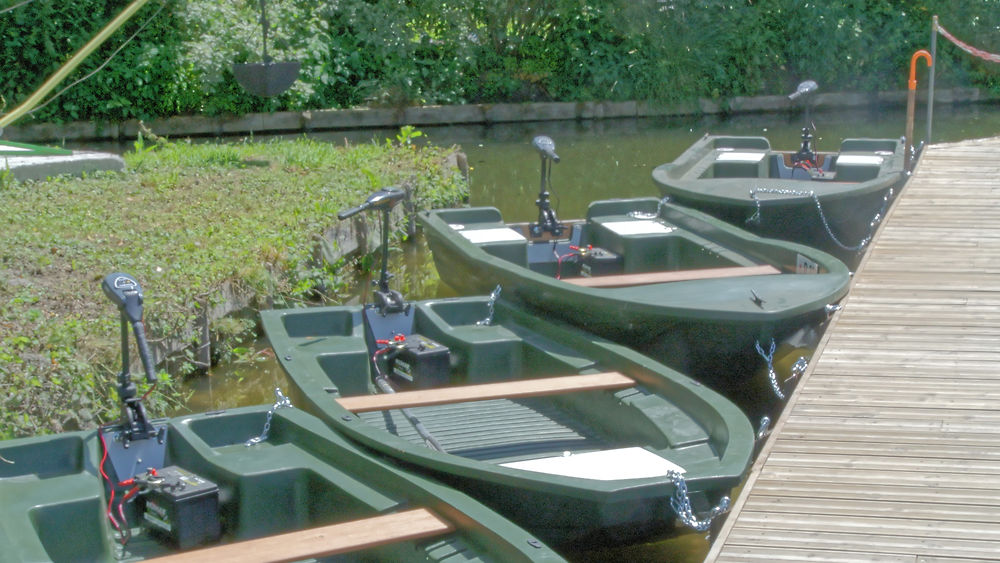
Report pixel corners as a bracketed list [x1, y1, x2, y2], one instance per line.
[1, 0, 189, 122]
[5, 0, 1000, 123]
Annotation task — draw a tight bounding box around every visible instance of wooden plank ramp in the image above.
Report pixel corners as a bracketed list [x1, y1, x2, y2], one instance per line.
[707, 137, 1000, 562]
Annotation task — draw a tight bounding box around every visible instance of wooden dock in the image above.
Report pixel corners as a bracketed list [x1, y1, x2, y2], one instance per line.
[707, 137, 1000, 562]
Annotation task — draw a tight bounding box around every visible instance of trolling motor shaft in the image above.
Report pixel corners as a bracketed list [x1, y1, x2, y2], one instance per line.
[338, 187, 407, 315]
[789, 80, 819, 166]
[530, 135, 564, 237]
[102, 273, 161, 443]
[100, 272, 168, 482]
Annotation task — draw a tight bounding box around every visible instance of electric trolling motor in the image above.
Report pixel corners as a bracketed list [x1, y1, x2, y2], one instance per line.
[788, 80, 819, 167]
[100, 274, 223, 549]
[529, 135, 564, 237]
[338, 187, 408, 315]
[338, 187, 452, 391]
[100, 272, 167, 480]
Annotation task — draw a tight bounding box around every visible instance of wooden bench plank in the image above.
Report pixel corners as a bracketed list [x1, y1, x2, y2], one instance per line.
[147, 508, 454, 563]
[563, 264, 781, 288]
[337, 372, 635, 413]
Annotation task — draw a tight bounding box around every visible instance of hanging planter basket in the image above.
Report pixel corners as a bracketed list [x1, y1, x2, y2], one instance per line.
[233, 61, 300, 97]
[233, 0, 299, 98]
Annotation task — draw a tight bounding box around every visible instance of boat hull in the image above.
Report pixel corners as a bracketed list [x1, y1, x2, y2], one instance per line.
[652, 135, 907, 266]
[261, 297, 755, 547]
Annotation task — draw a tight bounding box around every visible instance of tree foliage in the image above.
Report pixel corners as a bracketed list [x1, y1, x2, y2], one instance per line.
[1, 1, 998, 122]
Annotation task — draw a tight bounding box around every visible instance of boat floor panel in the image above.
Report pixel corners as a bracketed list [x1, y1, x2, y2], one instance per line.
[358, 397, 614, 464]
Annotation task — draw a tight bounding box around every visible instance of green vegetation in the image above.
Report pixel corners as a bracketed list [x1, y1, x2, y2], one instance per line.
[3, 1, 999, 124]
[0, 133, 468, 438]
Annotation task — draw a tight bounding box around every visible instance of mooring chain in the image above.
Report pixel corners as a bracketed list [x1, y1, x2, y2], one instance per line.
[476, 284, 503, 326]
[790, 356, 809, 381]
[754, 339, 810, 401]
[754, 338, 785, 400]
[756, 415, 772, 441]
[746, 187, 813, 226]
[668, 470, 731, 532]
[627, 196, 672, 220]
[747, 186, 894, 252]
[245, 388, 293, 447]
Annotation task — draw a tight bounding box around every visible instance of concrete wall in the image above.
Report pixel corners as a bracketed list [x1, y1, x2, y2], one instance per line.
[3, 88, 993, 144]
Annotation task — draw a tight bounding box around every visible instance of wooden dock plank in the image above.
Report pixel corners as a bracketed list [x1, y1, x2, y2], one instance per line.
[723, 529, 1000, 559]
[707, 137, 1000, 562]
[769, 439, 1000, 461]
[750, 479, 1000, 505]
[716, 546, 913, 562]
[730, 513, 1000, 541]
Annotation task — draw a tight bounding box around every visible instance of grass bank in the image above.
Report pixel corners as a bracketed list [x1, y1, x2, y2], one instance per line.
[0, 130, 468, 438]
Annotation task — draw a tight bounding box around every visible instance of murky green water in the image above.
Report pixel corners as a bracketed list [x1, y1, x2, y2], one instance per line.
[176, 102, 1000, 561]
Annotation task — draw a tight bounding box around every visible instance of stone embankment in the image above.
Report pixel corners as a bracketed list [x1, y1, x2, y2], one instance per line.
[3, 88, 991, 144]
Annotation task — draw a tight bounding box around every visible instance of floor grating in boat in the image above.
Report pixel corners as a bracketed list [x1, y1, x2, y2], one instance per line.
[357, 397, 612, 463]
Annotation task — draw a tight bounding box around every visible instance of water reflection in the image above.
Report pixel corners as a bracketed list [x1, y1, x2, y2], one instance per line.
[177, 343, 290, 414]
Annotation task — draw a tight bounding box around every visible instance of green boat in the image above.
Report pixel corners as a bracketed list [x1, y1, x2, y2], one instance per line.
[419, 191, 850, 391]
[260, 188, 755, 548]
[0, 273, 563, 562]
[0, 405, 564, 562]
[651, 84, 906, 266]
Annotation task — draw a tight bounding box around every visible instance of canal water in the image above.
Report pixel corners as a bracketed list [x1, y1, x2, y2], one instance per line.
[177, 102, 1000, 561]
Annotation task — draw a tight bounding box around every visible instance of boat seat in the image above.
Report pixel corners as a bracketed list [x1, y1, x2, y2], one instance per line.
[454, 225, 528, 266]
[337, 372, 635, 413]
[505, 324, 598, 373]
[146, 508, 454, 563]
[0, 472, 108, 562]
[563, 264, 782, 288]
[833, 153, 884, 182]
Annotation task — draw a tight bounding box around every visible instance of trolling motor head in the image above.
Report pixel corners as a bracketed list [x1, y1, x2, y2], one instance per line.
[788, 80, 819, 166]
[787, 80, 818, 101]
[532, 135, 560, 163]
[338, 187, 408, 315]
[529, 135, 564, 237]
[102, 273, 144, 324]
[337, 187, 406, 221]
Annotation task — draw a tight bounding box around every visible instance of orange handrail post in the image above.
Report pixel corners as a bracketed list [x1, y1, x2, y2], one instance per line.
[905, 49, 933, 171]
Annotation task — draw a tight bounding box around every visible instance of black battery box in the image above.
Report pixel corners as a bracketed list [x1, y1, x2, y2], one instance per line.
[580, 247, 623, 277]
[140, 465, 221, 549]
[387, 334, 451, 389]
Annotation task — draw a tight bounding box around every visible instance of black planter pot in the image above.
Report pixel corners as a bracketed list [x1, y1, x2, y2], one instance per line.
[233, 61, 301, 97]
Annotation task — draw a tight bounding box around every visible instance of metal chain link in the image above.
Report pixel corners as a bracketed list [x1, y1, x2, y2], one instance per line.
[627, 196, 672, 220]
[790, 356, 809, 381]
[245, 388, 293, 447]
[747, 186, 894, 252]
[756, 415, 771, 441]
[754, 338, 785, 400]
[476, 284, 502, 326]
[668, 470, 731, 532]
